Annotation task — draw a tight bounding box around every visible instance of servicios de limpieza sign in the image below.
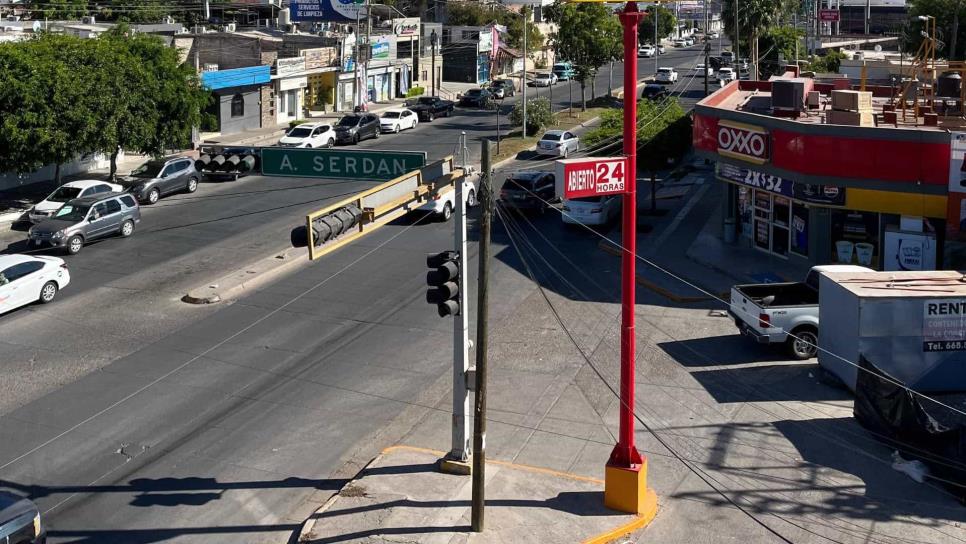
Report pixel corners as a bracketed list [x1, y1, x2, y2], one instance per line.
[261, 148, 426, 181]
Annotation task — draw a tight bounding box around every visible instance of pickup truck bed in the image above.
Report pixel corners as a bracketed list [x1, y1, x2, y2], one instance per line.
[733, 282, 818, 307]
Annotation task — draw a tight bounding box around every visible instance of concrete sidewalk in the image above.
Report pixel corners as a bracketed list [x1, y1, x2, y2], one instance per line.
[299, 446, 652, 544]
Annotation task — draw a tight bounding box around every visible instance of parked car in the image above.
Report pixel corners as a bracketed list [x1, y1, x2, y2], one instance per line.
[718, 67, 736, 82]
[728, 265, 873, 359]
[278, 122, 335, 148]
[498, 171, 556, 212]
[379, 109, 418, 133]
[27, 179, 122, 224]
[552, 61, 575, 81]
[533, 72, 558, 87]
[709, 31, 720, 39]
[672, 38, 687, 47]
[685, 36, 695, 46]
[490, 79, 516, 98]
[536, 130, 580, 158]
[0, 254, 70, 313]
[655, 67, 678, 83]
[638, 44, 656, 58]
[405, 96, 455, 121]
[459, 88, 494, 108]
[641, 83, 669, 101]
[561, 195, 621, 226]
[657, 44, 666, 54]
[118, 156, 199, 204]
[0, 492, 45, 543]
[416, 178, 477, 221]
[693, 63, 714, 78]
[28, 192, 141, 255]
[334, 114, 380, 144]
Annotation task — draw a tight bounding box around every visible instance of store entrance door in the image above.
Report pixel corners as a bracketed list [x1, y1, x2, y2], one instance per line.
[752, 190, 790, 258]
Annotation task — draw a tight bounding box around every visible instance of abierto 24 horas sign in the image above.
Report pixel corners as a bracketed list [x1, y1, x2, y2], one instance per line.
[555, 157, 630, 199]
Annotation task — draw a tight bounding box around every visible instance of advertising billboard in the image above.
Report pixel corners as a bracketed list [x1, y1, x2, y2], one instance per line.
[291, 0, 366, 22]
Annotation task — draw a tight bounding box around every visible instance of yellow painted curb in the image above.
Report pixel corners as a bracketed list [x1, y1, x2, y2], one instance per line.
[582, 511, 654, 544]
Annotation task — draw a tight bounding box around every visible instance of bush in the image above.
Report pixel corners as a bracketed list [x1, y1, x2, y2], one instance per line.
[406, 86, 425, 98]
[288, 119, 308, 129]
[509, 96, 555, 136]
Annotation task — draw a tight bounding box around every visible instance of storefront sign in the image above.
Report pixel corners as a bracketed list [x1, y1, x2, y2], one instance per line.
[301, 47, 337, 70]
[819, 9, 840, 21]
[278, 76, 307, 91]
[371, 40, 389, 60]
[717, 163, 846, 206]
[792, 183, 846, 206]
[261, 148, 426, 180]
[555, 157, 628, 199]
[369, 35, 394, 61]
[276, 56, 306, 78]
[923, 299, 966, 352]
[717, 120, 769, 164]
[479, 30, 493, 53]
[291, 0, 365, 22]
[392, 17, 420, 36]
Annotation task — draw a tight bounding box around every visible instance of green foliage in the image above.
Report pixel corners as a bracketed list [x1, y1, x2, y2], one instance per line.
[444, 2, 543, 50]
[583, 97, 687, 153]
[721, 0, 783, 76]
[640, 6, 676, 44]
[805, 50, 848, 73]
[760, 26, 802, 63]
[545, 1, 621, 109]
[906, 0, 966, 59]
[289, 119, 309, 129]
[509, 96, 554, 135]
[26, 0, 86, 19]
[406, 86, 426, 97]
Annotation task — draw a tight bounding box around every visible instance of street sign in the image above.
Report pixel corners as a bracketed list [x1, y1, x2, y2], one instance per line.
[819, 9, 840, 21]
[555, 157, 629, 199]
[261, 148, 427, 181]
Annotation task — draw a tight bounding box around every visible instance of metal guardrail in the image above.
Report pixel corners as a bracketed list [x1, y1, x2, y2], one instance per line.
[304, 155, 461, 261]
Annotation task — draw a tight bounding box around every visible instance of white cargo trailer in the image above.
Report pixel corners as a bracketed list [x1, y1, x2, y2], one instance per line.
[819, 270, 966, 393]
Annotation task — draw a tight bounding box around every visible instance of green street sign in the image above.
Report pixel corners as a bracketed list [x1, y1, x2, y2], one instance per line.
[261, 148, 427, 181]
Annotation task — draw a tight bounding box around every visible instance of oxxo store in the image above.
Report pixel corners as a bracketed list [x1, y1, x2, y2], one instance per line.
[694, 98, 951, 271]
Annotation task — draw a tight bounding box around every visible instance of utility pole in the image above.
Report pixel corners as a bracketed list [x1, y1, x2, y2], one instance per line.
[496, 100, 502, 154]
[734, 0, 739, 63]
[431, 29, 438, 97]
[654, 7, 658, 76]
[471, 140, 492, 533]
[522, 8, 528, 139]
[704, 0, 709, 96]
[354, 8, 361, 108]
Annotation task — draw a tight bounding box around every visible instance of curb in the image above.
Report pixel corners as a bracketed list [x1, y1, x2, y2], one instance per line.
[0, 210, 24, 227]
[182, 246, 307, 304]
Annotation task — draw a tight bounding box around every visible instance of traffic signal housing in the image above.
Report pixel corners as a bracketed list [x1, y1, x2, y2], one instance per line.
[426, 251, 460, 317]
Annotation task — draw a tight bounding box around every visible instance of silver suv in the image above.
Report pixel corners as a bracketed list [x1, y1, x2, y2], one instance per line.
[28, 193, 141, 255]
[119, 156, 199, 204]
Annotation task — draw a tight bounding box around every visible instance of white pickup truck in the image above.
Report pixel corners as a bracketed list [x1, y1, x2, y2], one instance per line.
[728, 265, 872, 359]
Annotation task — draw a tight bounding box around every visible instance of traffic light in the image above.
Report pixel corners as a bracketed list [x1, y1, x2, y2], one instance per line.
[426, 251, 460, 317]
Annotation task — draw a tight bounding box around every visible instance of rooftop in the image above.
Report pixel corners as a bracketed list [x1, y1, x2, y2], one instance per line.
[824, 270, 966, 298]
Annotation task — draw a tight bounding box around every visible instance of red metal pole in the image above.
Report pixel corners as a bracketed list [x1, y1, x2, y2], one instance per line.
[610, 1, 644, 470]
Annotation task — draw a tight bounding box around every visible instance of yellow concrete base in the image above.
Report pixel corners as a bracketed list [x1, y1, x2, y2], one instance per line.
[604, 460, 658, 520]
[438, 457, 472, 476]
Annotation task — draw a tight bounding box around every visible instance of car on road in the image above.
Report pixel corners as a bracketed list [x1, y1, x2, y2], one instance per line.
[684, 36, 696, 46]
[641, 83, 670, 101]
[459, 88, 494, 108]
[709, 31, 719, 39]
[532, 72, 558, 87]
[118, 156, 199, 205]
[728, 265, 873, 359]
[552, 61, 575, 81]
[334, 114, 380, 145]
[0, 254, 70, 313]
[379, 108, 418, 133]
[718, 67, 736, 82]
[655, 67, 678, 83]
[638, 44, 655, 58]
[721, 50, 735, 64]
[0, 492, 45, 543]
[490, 79, 516, 98]
[417, 178, 476, 221]
[28, 192, 141, 255]
[562, 195, 621, 226]
[498, 171, 556, 212]
[405, 96, 455, 121]
[27, 179, 122, 224]
[693, 63, 714, 78]
[657, 44, 666, 54]
[672, 38, 687, 47]
[536, 130, 580, 158]
[278, 122, 336, 148]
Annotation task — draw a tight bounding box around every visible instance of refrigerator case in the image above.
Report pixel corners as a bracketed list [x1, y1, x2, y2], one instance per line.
[883, 229, 937, 271]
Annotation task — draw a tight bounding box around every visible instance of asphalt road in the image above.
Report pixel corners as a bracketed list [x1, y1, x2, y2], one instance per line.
[0, 44, 712, 544]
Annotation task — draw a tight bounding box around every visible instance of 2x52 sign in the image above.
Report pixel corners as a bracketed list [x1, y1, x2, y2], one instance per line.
[717, 120, 769, 165]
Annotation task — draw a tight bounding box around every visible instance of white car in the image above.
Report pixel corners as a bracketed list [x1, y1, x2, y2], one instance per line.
[380, 108, 419, 133]
[533, 72, 557, 87]
[672, 39, 687, 47]
[655, 67, 678, 83]
[561, 195, 622, 226]
[536, 130, 580, 158]
[0, 254, 70, 313]
[418, 179, 477, 221]
[638, 45, 655, 58]
[28, 179, 122, 224]
[694, 63, 714, 78]
[718, 67, 736, 82]
[278, 122, 336, 148]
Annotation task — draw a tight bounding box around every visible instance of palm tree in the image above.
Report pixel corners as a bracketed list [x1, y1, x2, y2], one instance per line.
[722, 0, 782, 79]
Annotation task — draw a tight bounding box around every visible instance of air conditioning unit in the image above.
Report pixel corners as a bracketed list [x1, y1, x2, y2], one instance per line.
[81, 16, 95, 25]
[224, 23, 236, 32]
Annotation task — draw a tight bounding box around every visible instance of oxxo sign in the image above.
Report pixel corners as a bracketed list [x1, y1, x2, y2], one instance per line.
[717, 120, 769, 165]
[555, 157, 629, 199]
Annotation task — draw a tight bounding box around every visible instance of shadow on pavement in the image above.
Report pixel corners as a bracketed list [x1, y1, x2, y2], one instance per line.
[657, 335, 795, 367]
[688, 363, 853, 404]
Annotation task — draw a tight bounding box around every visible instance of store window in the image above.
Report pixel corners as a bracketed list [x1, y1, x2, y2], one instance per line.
[791, 202, 809, 256]
[753, 190, 772, 251]
[772, 196, 790, 257]
[830, 210, 879, 268]
[230, 93, 244, 118]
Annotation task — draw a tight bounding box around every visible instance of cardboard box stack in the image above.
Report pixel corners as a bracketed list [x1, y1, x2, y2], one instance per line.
[827, 90, 874, 127]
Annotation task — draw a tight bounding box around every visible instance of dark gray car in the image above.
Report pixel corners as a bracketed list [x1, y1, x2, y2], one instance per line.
[334, 114, 380, 145]
[118, 156, 199, 204]
[28, 193, 141, 255]
[0, 492, 45, 544]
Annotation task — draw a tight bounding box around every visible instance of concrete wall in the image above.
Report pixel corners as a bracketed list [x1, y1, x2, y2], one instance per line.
[0, 152, 114, 192]
[215, 87, 262, 135]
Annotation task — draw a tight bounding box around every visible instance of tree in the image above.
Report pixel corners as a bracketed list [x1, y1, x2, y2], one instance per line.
[907, 0, 966, 60]
[445, 2, 543, 52]
[721, 0, 781, 79]
[546, 1, 621, 111]
[510, 96, 554, 135]
[26, 0, 86, 19]
[805, 50, 847, 73]
[504, 6, 543, 51]
[640, 6, 676, 45]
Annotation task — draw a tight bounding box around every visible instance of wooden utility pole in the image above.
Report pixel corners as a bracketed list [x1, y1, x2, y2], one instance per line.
[471, 140, 492, 532]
